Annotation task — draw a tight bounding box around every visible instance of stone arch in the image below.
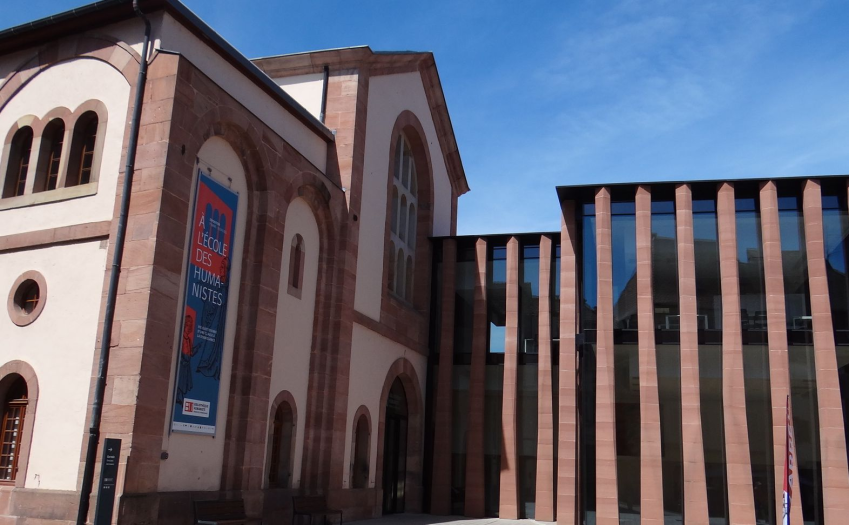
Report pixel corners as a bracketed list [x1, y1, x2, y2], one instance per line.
[375, 357, 424, 513]
[0, 360, 39, 488]
[265, 390, 298, 489]
[0, 34, 141, 114]
[382, 110, 435, 313]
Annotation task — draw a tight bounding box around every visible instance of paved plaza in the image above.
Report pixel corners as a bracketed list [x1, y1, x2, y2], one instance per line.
[348, 514, 554, 525]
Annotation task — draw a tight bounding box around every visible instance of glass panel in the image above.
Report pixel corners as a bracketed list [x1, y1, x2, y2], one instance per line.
[488, 245, 507, 354]
[615, 342, 640, 525]
[652, 200, 682, 525]
[521, 245, 540, 353]
[822, 186, 849, 469]
[698, 344, 728, 524]
[454, 244, 476, 357]
[484, 364, 504, 516]
[400, 195, 408, 243]
[391, 187, 399, 234]
[736, 193, 774, 525]
[693, 200, 723, 331]
[580, 204, 598, 525]
[408, 204, 416, 250]
[451, 365, 470, 514]
[612, 206, 637, 334]
[742, 343, 775, 525]
[779, 191, 823, 525]
[518, 364, 538, 518]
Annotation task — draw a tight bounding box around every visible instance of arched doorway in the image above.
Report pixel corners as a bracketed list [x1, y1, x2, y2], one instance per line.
[382, 378, 408, 514]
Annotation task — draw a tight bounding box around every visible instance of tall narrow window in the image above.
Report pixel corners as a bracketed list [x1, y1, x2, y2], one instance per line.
[389, 134, 418, 302]
[351, 414, 370, 489]
[66, 112, 98, 187]
[0, 377, 28, 482]
[36, 119, 65, 192]
[268, 401, 295, 488]
[288, 234, 305, 297]
[2, 127, 33, 198]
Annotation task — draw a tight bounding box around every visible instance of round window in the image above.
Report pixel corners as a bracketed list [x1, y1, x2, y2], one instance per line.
[7, 272, 47, 326]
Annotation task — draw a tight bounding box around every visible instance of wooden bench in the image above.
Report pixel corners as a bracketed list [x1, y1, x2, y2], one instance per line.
[194, 499, 262, 525]
[292, 496, 342, 525]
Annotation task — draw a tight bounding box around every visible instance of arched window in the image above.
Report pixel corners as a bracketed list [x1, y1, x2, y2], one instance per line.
[288, 234, 305, 297]
[388, 242, 396, 293]
[36, 119, 65, 192]
[351, 413, 370, 489]
[388, 134, 418, 302]
[268, 401, 295, 488]
[2, 127, 33, 198]
[0, 376, 28, 481]
[66, 112, 98, 187]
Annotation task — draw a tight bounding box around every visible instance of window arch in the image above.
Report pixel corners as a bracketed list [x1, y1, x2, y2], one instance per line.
[268, 400, 295, 488]
[0, 375, 28, 481]
[35, 119, 65, 192]
[351, 409, 371, 489]
[288, 234, 305, 298]
[2, 127, 33, 198]
[66, 111, 98, 187]
[389, 133, 418, 302]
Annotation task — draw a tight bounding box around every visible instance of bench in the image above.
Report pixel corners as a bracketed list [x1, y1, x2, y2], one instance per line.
[194, 499, 262, 525]
[292, 496, 342, 525]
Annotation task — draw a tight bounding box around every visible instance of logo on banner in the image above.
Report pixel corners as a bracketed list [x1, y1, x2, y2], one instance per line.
[171, 170, 239, 436]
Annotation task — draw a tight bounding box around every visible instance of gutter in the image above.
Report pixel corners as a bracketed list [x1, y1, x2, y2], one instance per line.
[76, 2, 151, 523]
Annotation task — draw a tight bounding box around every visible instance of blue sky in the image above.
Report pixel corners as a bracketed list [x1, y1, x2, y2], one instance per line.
[7, 1, 849, 234]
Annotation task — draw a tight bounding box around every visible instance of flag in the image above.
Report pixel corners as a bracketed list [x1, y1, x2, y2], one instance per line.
[783, 395, 795, 525]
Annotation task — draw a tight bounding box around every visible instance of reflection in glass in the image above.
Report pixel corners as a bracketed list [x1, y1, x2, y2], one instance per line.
[652, 200, 683, 525]
[612, 200, 640, 525]
[518, 364, 538, 518]
[484, 364, 503, 516]
[489, 245, 507, 354]
[736, 194, 774, 525]
[692, 196, 728, 523]
[521, 245, 540, 354]
[454, 244, 476, 357]
[822, 187, 849, 469]
[580, 204, 598, 525]
[778, 193, 823, 525]
[451, 365, 470, 514]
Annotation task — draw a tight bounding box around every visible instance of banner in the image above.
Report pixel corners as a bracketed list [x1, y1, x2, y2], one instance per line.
[171, 170, 239, 435]
[783, 395, 795, 525]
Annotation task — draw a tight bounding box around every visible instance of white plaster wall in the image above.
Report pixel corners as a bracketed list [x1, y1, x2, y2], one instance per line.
[0, 58, 130, 237]
[353, 73, 453, 320]
[0, 241, 108, 490]
[341, 323, 427, 488]
[264, 197, 320, 488]
[157, 136, 248, 491]
[274, 74, 324, 120]
[158, 13, 328, 173]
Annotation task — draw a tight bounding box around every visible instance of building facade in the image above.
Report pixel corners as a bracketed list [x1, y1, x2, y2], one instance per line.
[426, 179, 849, 525]
[2, 2, 849, 525]
[0, 0, 466, 523]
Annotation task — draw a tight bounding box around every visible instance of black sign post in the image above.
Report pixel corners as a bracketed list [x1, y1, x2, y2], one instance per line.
[93, 438, 121, 525]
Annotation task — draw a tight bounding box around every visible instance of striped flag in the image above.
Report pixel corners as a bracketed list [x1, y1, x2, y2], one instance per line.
[783, 395, 795, 525]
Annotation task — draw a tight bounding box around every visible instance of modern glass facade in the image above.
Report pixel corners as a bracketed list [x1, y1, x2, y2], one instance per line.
[427, 176, 849, 525]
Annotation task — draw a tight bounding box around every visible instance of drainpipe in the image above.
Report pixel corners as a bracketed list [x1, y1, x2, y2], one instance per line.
[319, 64, 329, 123]
[76, 2, 151, 524]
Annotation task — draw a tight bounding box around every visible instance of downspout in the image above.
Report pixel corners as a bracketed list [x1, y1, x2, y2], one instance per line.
[76, 2, 151, 524]
[319, 64, 329, 123]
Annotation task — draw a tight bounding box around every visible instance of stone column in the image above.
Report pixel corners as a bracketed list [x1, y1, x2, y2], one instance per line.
[716, 182, 757, 525]
[464, 238, 488, 517]
[558, 201, 579, 525]
[499, 238, 521, 518]
[431, 239, 457, 514]
[594, 187, 619, 525]
[536, 235, 555, 521]
[803, 179, 849, 524]
[758, 181, 803, 525]
[674, 184, 710, 525]
[636, 186, 664, 525]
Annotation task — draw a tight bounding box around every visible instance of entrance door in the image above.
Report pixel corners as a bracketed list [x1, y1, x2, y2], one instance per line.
[382, 379, 408, 514]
